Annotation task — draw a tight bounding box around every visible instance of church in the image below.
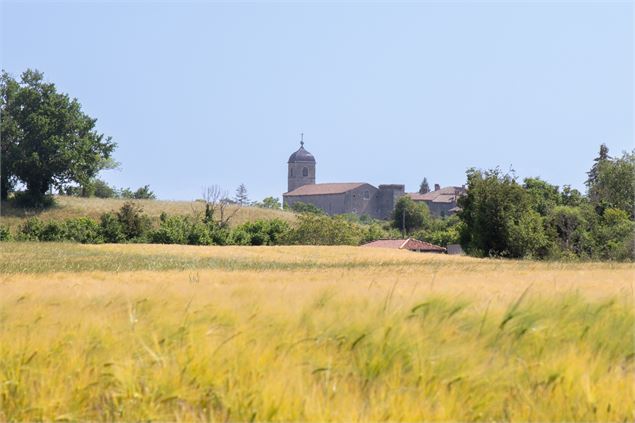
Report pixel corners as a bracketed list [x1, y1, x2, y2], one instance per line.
[282, 141, 465, 219]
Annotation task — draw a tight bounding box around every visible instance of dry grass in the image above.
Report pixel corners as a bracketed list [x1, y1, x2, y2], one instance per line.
[0, 195, 295, 229]
[1, 243, 634, 421]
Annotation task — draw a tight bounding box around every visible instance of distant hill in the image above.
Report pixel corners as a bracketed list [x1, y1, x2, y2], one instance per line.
[0, 196, 296, 229]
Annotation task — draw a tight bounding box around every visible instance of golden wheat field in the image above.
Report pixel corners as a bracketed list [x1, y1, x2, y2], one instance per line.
[1, 243, 634, 422]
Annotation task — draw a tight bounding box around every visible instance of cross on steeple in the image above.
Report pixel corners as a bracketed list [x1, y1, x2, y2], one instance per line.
[300, 132, 304, 147]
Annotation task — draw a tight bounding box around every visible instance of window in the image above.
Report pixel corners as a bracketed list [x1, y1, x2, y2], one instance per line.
[363, 190, 370, 200]
[302, 167, 309, 177]
[289, 168, 294, 177]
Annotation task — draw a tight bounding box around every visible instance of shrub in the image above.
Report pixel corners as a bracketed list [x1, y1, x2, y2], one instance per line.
[65, 217, 102, 243]
[117, 202, 151, 241]
[0, 225, 12, 241]
[235, 219, 291, 246]
[188, 222, 212, 245]
[19, 217, 45, 241]
[228, 228, 251, 246]
[150, 215, 190, 244]
[100, 212, 126, 243]
[287, 201, 325, 215]
[40, 220, 67, 242]
[285, 214, 364, 245]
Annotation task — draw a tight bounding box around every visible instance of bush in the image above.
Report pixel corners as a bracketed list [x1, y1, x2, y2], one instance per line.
[234, 219, 291, 246]
[188, 222, 213, 245]
[0, 225, 12, 241]
[150, 215, 190, 244]
[65, 217, 102, 243]
[285, 214, 364, 245]
[287, 201, 325, 215]
[117, 202, 151, 241]
[93, 179, 118, 198]
[19, 217, 45, 241]
[40, 220, 67, 242]
[99, 212, 126, 243]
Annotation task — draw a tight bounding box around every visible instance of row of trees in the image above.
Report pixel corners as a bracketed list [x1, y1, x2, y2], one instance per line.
[457, 146, 634, 260]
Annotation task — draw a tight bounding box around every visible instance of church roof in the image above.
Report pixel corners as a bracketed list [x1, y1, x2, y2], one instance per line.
[288, 143, 316, 163]
[284, 182, 367, 196]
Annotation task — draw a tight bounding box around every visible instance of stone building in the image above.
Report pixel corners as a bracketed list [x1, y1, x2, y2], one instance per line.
[282, 141, 464, 219]
[282, 142, 404, 219]
[407, 185, 466, 217]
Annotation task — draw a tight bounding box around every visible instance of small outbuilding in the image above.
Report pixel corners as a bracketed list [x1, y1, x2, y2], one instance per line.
[362, 238, 446, 253]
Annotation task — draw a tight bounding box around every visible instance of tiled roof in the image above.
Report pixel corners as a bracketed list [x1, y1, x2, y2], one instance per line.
[284, 183, 367, 196]
[408, 186, 466, 203]
[362, 238, 446, 252]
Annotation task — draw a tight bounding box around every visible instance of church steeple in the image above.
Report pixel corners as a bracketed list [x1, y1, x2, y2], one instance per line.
[287, 134, 316, 192]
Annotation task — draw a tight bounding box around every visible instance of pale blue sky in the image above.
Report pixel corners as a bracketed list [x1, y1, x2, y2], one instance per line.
[1, 1, 633, 201]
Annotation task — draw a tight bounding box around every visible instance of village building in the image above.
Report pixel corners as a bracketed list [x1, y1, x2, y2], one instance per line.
[282, 141, 464, 219]
[362, 238, 446, 253]
[407, 185, 467, 217]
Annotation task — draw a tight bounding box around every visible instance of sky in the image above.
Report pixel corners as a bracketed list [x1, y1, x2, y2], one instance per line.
[1, 0, 633, 201]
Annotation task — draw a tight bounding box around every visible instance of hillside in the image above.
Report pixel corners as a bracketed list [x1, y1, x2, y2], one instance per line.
[0, 195, 296, 229]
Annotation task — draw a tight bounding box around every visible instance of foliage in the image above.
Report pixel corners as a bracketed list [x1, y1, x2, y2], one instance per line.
[285, 214, 365, 245]
[523, 177, 560, 216]
[150, 215, 191, 244]
[0, 225, 11, 241]
[587, 150, 635, 217]
[235, 219, 291, 246]
[234, 183, 249, 205]
[116, 202, 151, 241]
[0, 69, 115, 204]
[99, 212, 126, 243]
[392, 196, 430, 234]
[258, 196, 282, 209]
[418, 177, 430, 194]
[64, 217, 102, 244]
[458, 168, 548, 258]
[287, 201, 325, 215]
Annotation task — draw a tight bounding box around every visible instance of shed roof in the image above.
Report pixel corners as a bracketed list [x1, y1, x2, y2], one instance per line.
[284, 182, 368, 196]
[362, 238, 446, 252]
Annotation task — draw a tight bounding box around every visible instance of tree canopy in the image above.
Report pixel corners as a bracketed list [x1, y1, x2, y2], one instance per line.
[1, 69, 115, 205]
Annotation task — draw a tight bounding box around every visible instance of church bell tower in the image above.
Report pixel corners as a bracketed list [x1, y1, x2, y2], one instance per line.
[287, 134, 316, 192]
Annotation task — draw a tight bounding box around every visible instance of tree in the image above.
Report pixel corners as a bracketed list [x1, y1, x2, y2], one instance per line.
[0, 69, 116, 205]
[202, 185, 237, 228]
[260, 196, 281, 209]
[587, 150, 635, 217]
[586, 143, 610, 195]
[560, 185, 584, 207]
[523, 177, 560, 216]
[234, 183, 249, 206]
[457, 168, 548, 258]
[392, 196, 430, 235]
[419, 178, 430, 194]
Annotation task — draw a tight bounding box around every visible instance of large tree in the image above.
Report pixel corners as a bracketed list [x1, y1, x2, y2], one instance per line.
[457, 168, 548, 258]
[587, 150, 635, 217]
[0, 69, 115, 204]
[392, 196, 430, 234]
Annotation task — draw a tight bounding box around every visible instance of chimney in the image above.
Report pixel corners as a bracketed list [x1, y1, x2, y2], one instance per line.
[434, 184, 440, 191]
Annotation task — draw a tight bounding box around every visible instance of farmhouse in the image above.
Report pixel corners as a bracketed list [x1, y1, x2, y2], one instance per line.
[282, 141, 464, 219]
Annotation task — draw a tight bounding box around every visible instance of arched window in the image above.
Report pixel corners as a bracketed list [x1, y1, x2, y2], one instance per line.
[289, 168, 294, 177]
[302, 167, 309, 177]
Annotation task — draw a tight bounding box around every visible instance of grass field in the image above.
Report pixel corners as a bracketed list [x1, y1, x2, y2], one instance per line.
[0, 195, 295, 229]
[1, 243, 634, 421]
